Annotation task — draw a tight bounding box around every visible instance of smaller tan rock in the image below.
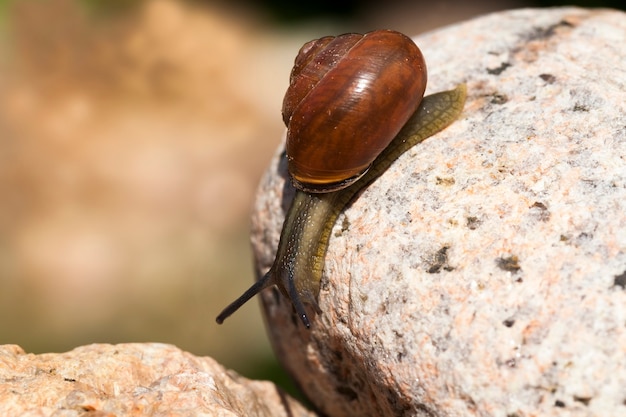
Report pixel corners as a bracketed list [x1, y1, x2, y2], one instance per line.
[0, 343, 316, 417]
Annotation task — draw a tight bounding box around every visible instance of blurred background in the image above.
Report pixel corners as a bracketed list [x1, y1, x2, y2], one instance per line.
[0, 0, 622, 397]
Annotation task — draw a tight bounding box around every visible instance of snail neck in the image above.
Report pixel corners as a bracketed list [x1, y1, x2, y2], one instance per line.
[268, 189, 343, 327]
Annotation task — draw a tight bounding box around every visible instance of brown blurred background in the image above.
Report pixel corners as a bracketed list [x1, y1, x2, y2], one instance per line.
[0, 0, 622, 392]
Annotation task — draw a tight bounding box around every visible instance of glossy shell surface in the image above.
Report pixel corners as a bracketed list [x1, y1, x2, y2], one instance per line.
[282, 30, 427, 192]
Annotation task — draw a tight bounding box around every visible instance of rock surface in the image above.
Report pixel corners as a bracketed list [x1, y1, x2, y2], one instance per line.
[251, 7, 626, 417]
[0, 343, 316, 417]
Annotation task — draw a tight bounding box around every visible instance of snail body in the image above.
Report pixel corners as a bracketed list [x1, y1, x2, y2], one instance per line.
[216, 30, 467, 328]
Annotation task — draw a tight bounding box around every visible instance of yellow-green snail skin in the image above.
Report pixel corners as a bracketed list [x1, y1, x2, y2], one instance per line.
[216, 29, 467, 328]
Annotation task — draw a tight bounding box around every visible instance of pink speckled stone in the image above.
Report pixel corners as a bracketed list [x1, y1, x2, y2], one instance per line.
[0, 344, 316, 417]
[250, 7, 626, 417]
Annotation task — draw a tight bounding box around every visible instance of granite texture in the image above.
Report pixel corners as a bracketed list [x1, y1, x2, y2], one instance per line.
[251, 7, 626, 417]
[0, 343, 316, 417]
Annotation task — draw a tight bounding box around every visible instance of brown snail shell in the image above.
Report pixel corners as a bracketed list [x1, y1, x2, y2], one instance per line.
[282, 30, 428, 193]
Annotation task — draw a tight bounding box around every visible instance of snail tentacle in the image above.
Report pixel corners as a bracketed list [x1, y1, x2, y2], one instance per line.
[215, 271, 274, 324]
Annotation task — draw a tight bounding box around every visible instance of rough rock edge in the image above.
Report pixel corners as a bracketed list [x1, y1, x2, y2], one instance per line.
[0, 343, 317, 417]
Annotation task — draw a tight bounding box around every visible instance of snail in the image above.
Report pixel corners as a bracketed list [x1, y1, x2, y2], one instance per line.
[216, 30, 466, 328]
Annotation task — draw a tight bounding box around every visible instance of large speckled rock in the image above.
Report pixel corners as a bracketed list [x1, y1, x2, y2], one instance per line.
[0, 344, 316, 417]
[251, 7, 626, 417]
